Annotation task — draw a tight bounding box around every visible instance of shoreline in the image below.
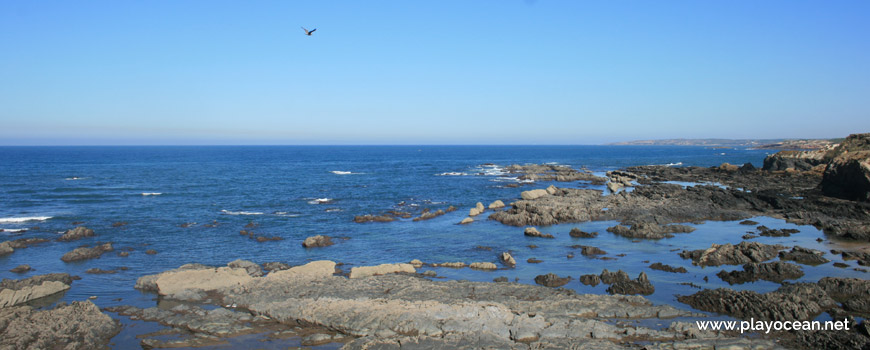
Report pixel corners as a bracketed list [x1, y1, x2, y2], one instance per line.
[2, 138, 869, 349]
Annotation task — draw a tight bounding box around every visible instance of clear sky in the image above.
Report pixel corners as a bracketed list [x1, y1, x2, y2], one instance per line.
[1, 1, 868, 145]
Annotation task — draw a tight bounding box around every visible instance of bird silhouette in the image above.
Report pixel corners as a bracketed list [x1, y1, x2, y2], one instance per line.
[301, 27, 316, 36]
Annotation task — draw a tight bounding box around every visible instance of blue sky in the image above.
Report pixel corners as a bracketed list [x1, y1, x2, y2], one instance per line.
[1, 1, 868, 145]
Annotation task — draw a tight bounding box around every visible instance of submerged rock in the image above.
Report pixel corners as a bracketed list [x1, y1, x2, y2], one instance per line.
[58, 226, 95, 242]
[716, 261, 804, 285]
[263, 261, 291, 272]
[354, 214, 395, 223]
[606, 223, 695, 239]
[61, 243, 113, 262]
[576, 245, 606, 256]
[228, 259, 264, 277]
[568, 228, 597, 238]
[648, 263, 687, 273]
[533, 273, 571, 288]
[9, 264, 31, 273]
[679, 241, 784, 267]
[302, 235, 334, 248]
[756, 225, 800, 237]
[579, 274, 600, 286]
[778, 246, 830, 266]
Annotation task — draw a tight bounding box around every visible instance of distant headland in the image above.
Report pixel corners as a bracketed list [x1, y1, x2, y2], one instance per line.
[608, 138, 841, 150]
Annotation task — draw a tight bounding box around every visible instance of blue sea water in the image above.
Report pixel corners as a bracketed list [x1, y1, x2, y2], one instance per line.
[0, 146, 865, 343]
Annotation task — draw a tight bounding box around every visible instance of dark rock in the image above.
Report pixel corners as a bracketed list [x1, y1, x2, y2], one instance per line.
[6, 238, 49, 249]
[262, 261, 291, 272]
[61, 243, 113, 262]
[820, 133, 870, 201]
[841, 250, 870, 266]
[779, 246, 830, 266]
[739, 220, 759, 225]
[716, 261, 804, 285]
[302, 235, 334, 248]
[648, 263, 687, 273]
[579, 274, 600, 286]
[606, 271, 654, 296]
[354, 215, 395, 223]
[413, 209, 446, 221]
[833, 262, 849, 268]
[756, 225, 799, 237]
[818, 277, 870, 316]
[111, 221, 127, 227]
[680, 241, 784, 266]
[678, 283, 836, 321]
[533, 273, 571, 288]
[9, 264, 31, 273]
[58, 226, 94, 242]
[493, 276, 509, 283]
[606, 222, 695, 239]
[739, 163, 757, 172]
[507, 163, 607, 183]
[762, 149, 827, 172]
[569, 228, 597, 238]
[228, 259, 264, 277]
[145, 249, 157, 255]
[576, 245, 606, 256]
[526, 258, 542, 264]
[118, 251, 129, 257]
[85, 268, 117, 274]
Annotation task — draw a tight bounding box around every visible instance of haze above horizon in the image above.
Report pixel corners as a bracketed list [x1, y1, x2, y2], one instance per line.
[1, 1, 868, 146]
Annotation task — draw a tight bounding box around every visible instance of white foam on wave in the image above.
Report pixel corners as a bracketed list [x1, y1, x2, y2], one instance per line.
[665, 162, 683, 167]
[330, 170, 359, 175]
[221, 210, 264, 216]
[325, 208, 342, 212]
[0, 216, 52, 224]
[1, 228, 28, 233]
[65, 177, 85, 181]
[308, 198, 334, 204]
[437, 172, 467, 176]
[273, 211, 301, 217]
[141, 192, 162, 196]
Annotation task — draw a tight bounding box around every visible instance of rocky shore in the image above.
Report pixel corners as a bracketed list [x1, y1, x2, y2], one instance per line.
[119, 260, 795, 349]
[2, 133, 869, 349]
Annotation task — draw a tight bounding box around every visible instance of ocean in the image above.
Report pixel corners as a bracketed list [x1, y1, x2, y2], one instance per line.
[0, 146, 861, 334]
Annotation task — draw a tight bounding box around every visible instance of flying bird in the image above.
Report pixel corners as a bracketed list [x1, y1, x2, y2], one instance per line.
[301, 27, 316, 36]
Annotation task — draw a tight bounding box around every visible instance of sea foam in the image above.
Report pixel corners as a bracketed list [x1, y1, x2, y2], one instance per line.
[221, 210, 264, 216]
[0, 216, 52, 223]
[307, 198, 333, 204]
